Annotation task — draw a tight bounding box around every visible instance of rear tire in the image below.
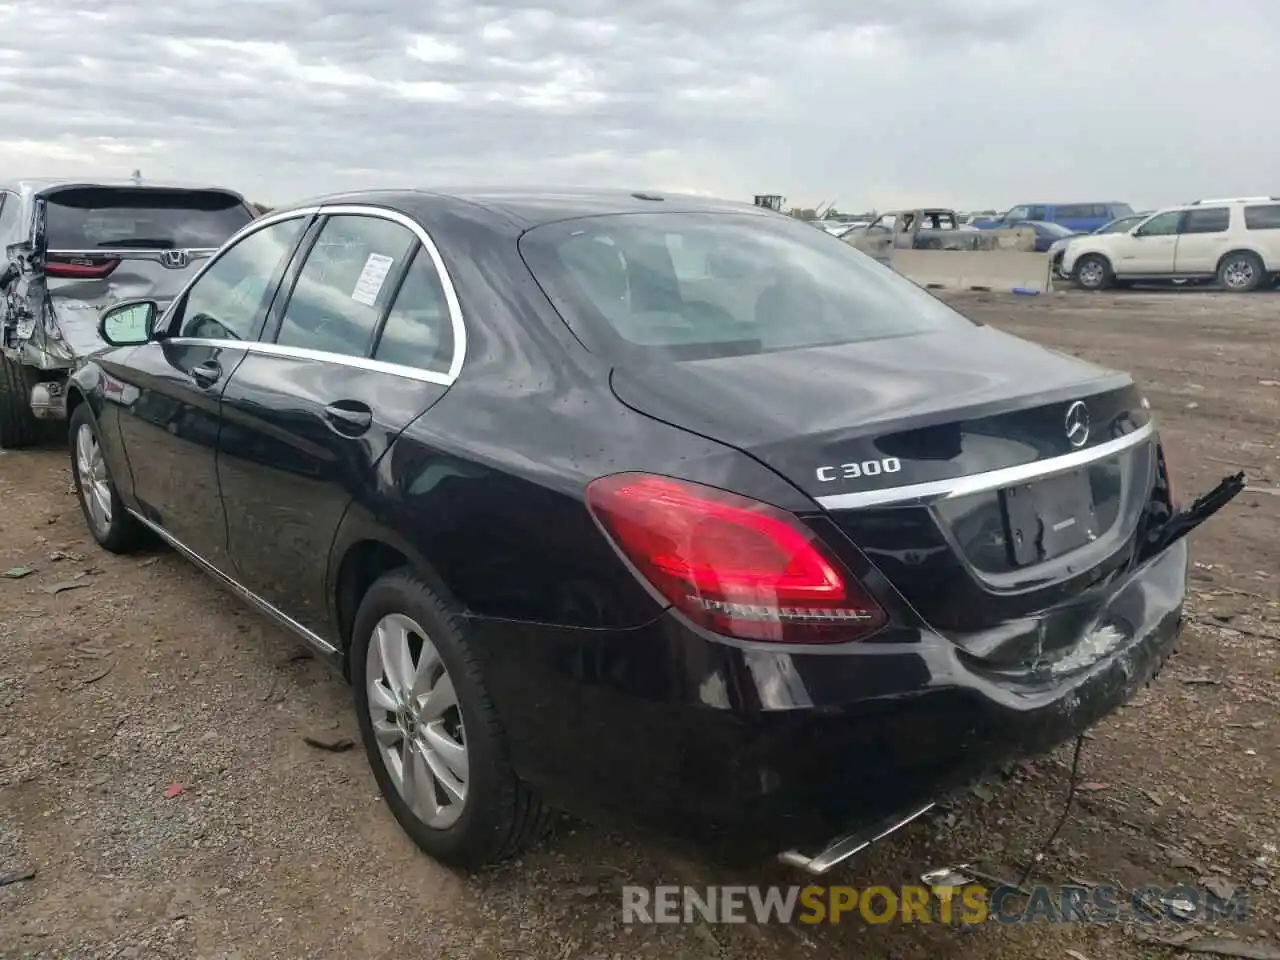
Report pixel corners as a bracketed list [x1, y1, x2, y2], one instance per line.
[351, 569, 552, 868]
[0, 354, 40, 449]
[69, 404, 147, 553]
[1072, 254, 1114, 291]
[1217, 251, 1265, 292]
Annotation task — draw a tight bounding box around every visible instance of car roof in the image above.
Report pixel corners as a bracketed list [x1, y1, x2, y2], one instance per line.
[274, 187, 776, 232]
[3, 177, 248, 203]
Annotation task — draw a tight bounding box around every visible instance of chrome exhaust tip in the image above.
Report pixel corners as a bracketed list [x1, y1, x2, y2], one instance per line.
[776, 801, 936, 876]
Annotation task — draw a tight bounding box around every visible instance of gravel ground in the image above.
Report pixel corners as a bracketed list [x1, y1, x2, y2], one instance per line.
[1, 288, 1277, 960]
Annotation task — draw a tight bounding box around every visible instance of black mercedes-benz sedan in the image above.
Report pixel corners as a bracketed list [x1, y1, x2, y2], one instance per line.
[65, 188, 1242, 872]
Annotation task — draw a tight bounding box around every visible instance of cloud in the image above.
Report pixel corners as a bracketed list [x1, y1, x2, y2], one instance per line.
[0, 0, 1275, 211]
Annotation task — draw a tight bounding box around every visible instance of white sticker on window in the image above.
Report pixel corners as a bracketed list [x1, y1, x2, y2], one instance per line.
[351, 253, 395, 306]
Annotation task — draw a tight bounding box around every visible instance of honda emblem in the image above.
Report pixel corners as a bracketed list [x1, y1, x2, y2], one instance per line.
[161, 250, 190, 269]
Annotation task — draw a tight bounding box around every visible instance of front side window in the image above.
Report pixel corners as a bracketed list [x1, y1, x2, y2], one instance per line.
[1180, 207, 1230, 234]
[1004, 206, 1031, 222]
[1136, 212, 1182, 237]
[372, 247, 455, 374]
[519, 211, 978, 364]
[176, 217, 307, 341]
[275, 214, 417, 358]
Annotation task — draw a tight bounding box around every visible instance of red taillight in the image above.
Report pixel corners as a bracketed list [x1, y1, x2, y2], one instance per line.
[45, 258, 120, 280]
[585, 473, 888, 643]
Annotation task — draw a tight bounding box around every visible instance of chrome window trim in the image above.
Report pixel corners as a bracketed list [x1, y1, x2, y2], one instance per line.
[156, 203, 467, 386]
[814, 421, 1155, 512]
[163, 337, 454, 387]
[315, 203, 467, 383]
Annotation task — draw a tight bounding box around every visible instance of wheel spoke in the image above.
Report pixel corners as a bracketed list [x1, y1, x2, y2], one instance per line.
[424, 747, 466, 806]
[375, 618, 414, 696]
[368, 679, 398, 712]
[372, 717, 401, 747]
[410, 639, 441, 698]
[92, 483, 112, 521]
[403, 740, 441, 820]
[75, 427, 94, 479]
[423, 722, 468, 781]
[419, 673, 457, 722]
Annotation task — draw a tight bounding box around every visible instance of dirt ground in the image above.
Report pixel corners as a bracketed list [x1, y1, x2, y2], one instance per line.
[1, 289, 1277, 960]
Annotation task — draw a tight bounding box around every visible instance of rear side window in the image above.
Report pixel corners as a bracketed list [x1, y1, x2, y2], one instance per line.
[1181, 207, 1231, 234]
[373, 248, 454, 374]
[1055, 204, 1107, 219]
[519, 211, 977, 363]
[1244, 204, 1280, 230]
[275, 214, 416, 358]
[44, 187, 254, 250]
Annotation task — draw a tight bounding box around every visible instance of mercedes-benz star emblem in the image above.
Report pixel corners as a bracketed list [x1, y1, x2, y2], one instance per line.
[1064, 400, 1090, 449]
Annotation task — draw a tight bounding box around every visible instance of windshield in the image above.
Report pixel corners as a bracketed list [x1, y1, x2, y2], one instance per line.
[45, 187, 253, 250]
[518, 211, 978, 363]
[1109, 203, 1135, 217]
[1039, 222, 1077, 238]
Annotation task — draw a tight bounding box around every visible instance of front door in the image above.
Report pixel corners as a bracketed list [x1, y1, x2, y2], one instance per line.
[217, 209, 461, 640]
[1118, 210, 1181, 274]
[111, 214, 312, 570]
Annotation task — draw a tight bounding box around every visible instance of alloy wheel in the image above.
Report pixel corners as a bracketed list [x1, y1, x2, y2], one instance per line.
[1222, 259, 1255, 290]
[1078, 260, 1104, 288]
[75, 423, 113, 535]
[365, 613, 469, 829]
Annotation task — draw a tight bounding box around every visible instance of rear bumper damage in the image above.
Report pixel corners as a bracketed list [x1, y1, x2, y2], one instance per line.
[472, 534, 1195, 860]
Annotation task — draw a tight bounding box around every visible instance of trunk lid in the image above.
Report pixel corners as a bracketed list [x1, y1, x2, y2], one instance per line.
[610, 324, 1158, 663]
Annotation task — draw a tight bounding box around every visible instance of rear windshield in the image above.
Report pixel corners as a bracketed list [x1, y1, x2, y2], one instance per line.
[519, 211, 977, 362]
[45, 187, 253, 250]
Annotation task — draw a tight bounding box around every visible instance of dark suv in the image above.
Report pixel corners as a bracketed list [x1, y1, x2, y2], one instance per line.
[0, 178, 256, 447]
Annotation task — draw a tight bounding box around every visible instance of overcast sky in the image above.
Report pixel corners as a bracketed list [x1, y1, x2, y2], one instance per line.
[1, 0, 1275, 212]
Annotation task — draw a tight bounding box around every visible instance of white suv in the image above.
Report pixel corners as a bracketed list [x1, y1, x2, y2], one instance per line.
[1061, 198, 1280, 292]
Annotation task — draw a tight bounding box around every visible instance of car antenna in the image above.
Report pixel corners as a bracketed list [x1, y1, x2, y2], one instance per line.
[130, 169, 143, 185]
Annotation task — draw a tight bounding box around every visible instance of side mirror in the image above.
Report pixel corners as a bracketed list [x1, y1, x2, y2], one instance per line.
[98, 300, 158, 347]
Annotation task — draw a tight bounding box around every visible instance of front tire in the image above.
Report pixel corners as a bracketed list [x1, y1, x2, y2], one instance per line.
[351, 569, 551, 868]
[1073, 254, 1114, 291]
[69, 404, 146, 553]
[1217, 251, 1266, 292]
[0, 354, 40, 449]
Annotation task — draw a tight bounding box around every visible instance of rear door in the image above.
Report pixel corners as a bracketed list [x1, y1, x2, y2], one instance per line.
[109, 214, 312, 572]
[216, 206, 463, 639]
[1172, 206, 1232, 274]
[38, 186, 256, 360]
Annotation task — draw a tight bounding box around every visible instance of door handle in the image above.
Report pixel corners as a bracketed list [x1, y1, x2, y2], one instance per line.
[323, 401, 373, 437]
[189, 360, 222, 388]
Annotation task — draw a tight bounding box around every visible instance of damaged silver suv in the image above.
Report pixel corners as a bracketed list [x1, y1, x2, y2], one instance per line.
[0, 178, 257, 447]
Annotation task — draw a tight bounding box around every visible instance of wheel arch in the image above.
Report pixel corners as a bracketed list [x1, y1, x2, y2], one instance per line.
[327, 521, 466, 669]
[1216, 247, 1267, 271]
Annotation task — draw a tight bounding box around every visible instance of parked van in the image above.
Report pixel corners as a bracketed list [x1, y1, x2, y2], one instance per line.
[976, 202, 1135, 233]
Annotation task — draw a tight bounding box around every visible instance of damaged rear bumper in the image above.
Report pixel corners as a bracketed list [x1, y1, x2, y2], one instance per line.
[470, 536, 1194, 861]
